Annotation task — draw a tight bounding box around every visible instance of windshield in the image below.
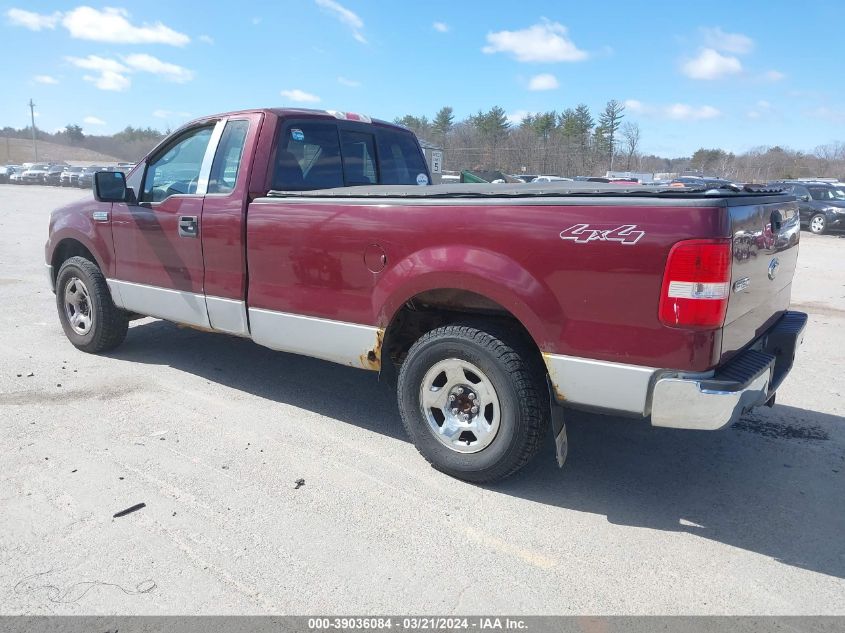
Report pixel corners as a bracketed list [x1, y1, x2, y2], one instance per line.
[808, 186, 842, 201]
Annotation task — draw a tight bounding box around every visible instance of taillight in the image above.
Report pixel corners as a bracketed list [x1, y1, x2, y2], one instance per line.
[659, 239, 731, 329]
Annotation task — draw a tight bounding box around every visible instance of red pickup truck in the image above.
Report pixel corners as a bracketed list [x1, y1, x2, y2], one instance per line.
[46, 107, 807, 482]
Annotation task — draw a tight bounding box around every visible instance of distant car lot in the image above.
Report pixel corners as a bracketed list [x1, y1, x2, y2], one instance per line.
[1, 162, 134, 188]
[0, 186, 843, 615]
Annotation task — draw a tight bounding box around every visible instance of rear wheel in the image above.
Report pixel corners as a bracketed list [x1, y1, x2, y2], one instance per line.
[397, 324, 548, 483]
[810, 213, 827, 234]
[55, 256, 128, 353]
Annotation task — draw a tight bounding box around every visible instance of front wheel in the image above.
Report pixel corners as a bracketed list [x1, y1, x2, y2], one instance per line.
[397, 324, 548, 483]
[55, 256, 128, 353]
[809, 213, 827, 234]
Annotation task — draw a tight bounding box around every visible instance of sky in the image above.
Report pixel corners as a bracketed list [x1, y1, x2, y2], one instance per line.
[1, 0, 844, 157]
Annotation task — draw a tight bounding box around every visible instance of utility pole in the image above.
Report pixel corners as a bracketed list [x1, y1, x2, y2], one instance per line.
[28, 98, 38, 162]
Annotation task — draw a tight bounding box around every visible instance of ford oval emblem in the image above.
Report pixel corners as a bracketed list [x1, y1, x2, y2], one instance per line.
[768, 257, 780, 280]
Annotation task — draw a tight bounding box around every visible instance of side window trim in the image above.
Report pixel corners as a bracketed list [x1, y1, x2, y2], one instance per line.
[140, 122, 220, 204]
[207, 118, 250, 197]
[196, 118, 228, 195]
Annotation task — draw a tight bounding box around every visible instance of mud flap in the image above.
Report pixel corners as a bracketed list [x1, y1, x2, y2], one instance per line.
[547, 378, 568, 468]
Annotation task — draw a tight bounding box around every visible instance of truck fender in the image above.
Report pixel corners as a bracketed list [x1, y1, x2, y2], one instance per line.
[373, 246, 560, 351]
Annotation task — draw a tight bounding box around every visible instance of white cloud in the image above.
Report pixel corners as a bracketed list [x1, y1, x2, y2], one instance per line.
[124, 53, 194, 83]
[528, 73, 559, 91]
[337, 76, 361, 87]
[5, 8, 60, 30]
[625, 99, 721, 121]
[483, 20, 587, 62]
[665, 103, 721, 120]
[86, 70, 131, 91]
[681, 48, 742, 80]
[66, 55, 131, 91]
[315, 0, 366, 44]
[66, 55, 128, 74]
[281, 89, 321, 103]
[763, 69, 785, 82]
[700, 27, 753, 54]
[624, 99, 645, 113]
[433, 21, 449, 33]
[62, 6, 189, 46]
[83, 115, 106, 125]
[33, 74, 59, 84]
[67, 53, 194, 91]
[198, 34, 214, 44]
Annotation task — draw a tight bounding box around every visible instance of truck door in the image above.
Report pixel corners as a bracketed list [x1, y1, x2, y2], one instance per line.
[198, 114, 262, 335]
[110, 121, 221, 327]
[789, 185, 813, 225]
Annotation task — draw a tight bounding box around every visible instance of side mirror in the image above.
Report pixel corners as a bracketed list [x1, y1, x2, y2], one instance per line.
[94, 170, 127, 202]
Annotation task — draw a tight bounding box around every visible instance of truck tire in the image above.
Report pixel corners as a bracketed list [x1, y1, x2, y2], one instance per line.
[55, 256, 128, 353]
[809, 213, 827, 235]
[397, 324, 548, 483]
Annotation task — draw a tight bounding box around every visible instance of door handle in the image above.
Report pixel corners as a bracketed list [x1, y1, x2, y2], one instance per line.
[178, 215, 198, 238]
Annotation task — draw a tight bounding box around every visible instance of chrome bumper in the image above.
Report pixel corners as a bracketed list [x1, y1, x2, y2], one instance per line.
[651, 311, 808, 430]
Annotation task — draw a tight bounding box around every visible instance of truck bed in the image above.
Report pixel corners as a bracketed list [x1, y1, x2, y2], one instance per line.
[265, 181, 790, 204]
[251, 183, 798, 375]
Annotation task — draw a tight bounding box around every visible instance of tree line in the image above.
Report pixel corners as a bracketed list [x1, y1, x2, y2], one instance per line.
[3, 111, 844, 182]
[1, 124, 167, 162]
[396, 103, 845, 182]
[396, 100, 633, 177]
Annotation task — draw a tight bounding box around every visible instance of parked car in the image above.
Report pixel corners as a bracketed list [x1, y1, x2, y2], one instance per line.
[770, 182, 845, 234]
[671, 176, 733, 189]
[22, 163, 50, 184]
[9, 168, 27, 184]
[60, 166, 84, 187]
[45, 107, 806, 483]
[77, 165, 105, 188]
[533, 175, 573, 183]
[0, 165, 21, 183]
[44, 164, 67, 186]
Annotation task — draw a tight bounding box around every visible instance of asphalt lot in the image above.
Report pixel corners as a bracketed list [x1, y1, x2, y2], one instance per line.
[1, 185, 843, 615]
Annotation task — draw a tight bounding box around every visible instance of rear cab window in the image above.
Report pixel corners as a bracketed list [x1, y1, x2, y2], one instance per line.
[271, 118, 428, 191]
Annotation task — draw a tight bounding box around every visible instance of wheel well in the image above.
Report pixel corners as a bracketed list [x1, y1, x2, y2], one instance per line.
[51, 239, 97, 283]
[383, 289, 542, 369]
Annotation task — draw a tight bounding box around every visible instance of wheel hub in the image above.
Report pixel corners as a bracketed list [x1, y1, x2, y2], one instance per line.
[447, 385, 480, 421]
[419, 358, 501, 454]
[64, 277, 93, 335]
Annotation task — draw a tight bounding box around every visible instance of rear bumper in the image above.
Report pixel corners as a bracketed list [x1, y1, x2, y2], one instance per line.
[651, 311, 808, 430]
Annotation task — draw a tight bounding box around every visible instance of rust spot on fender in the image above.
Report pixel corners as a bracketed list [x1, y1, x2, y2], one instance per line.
[360, 328, 384, 371]
[542, 353, 566, 402]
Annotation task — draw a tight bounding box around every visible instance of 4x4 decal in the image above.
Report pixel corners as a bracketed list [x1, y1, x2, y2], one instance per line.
[559, 224, 645, 245]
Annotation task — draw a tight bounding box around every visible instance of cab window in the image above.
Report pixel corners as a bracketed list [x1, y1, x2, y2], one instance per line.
[141, 125, 213, 202]
[376, 127, 429, 185]
[208, 120, 249, 194]
[340, 130, 377, 185]
[273, 122, 344, 190]
[271, 120, 430, 190]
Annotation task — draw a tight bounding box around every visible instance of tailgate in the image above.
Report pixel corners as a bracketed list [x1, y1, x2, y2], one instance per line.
[721, 199, 800, 362]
